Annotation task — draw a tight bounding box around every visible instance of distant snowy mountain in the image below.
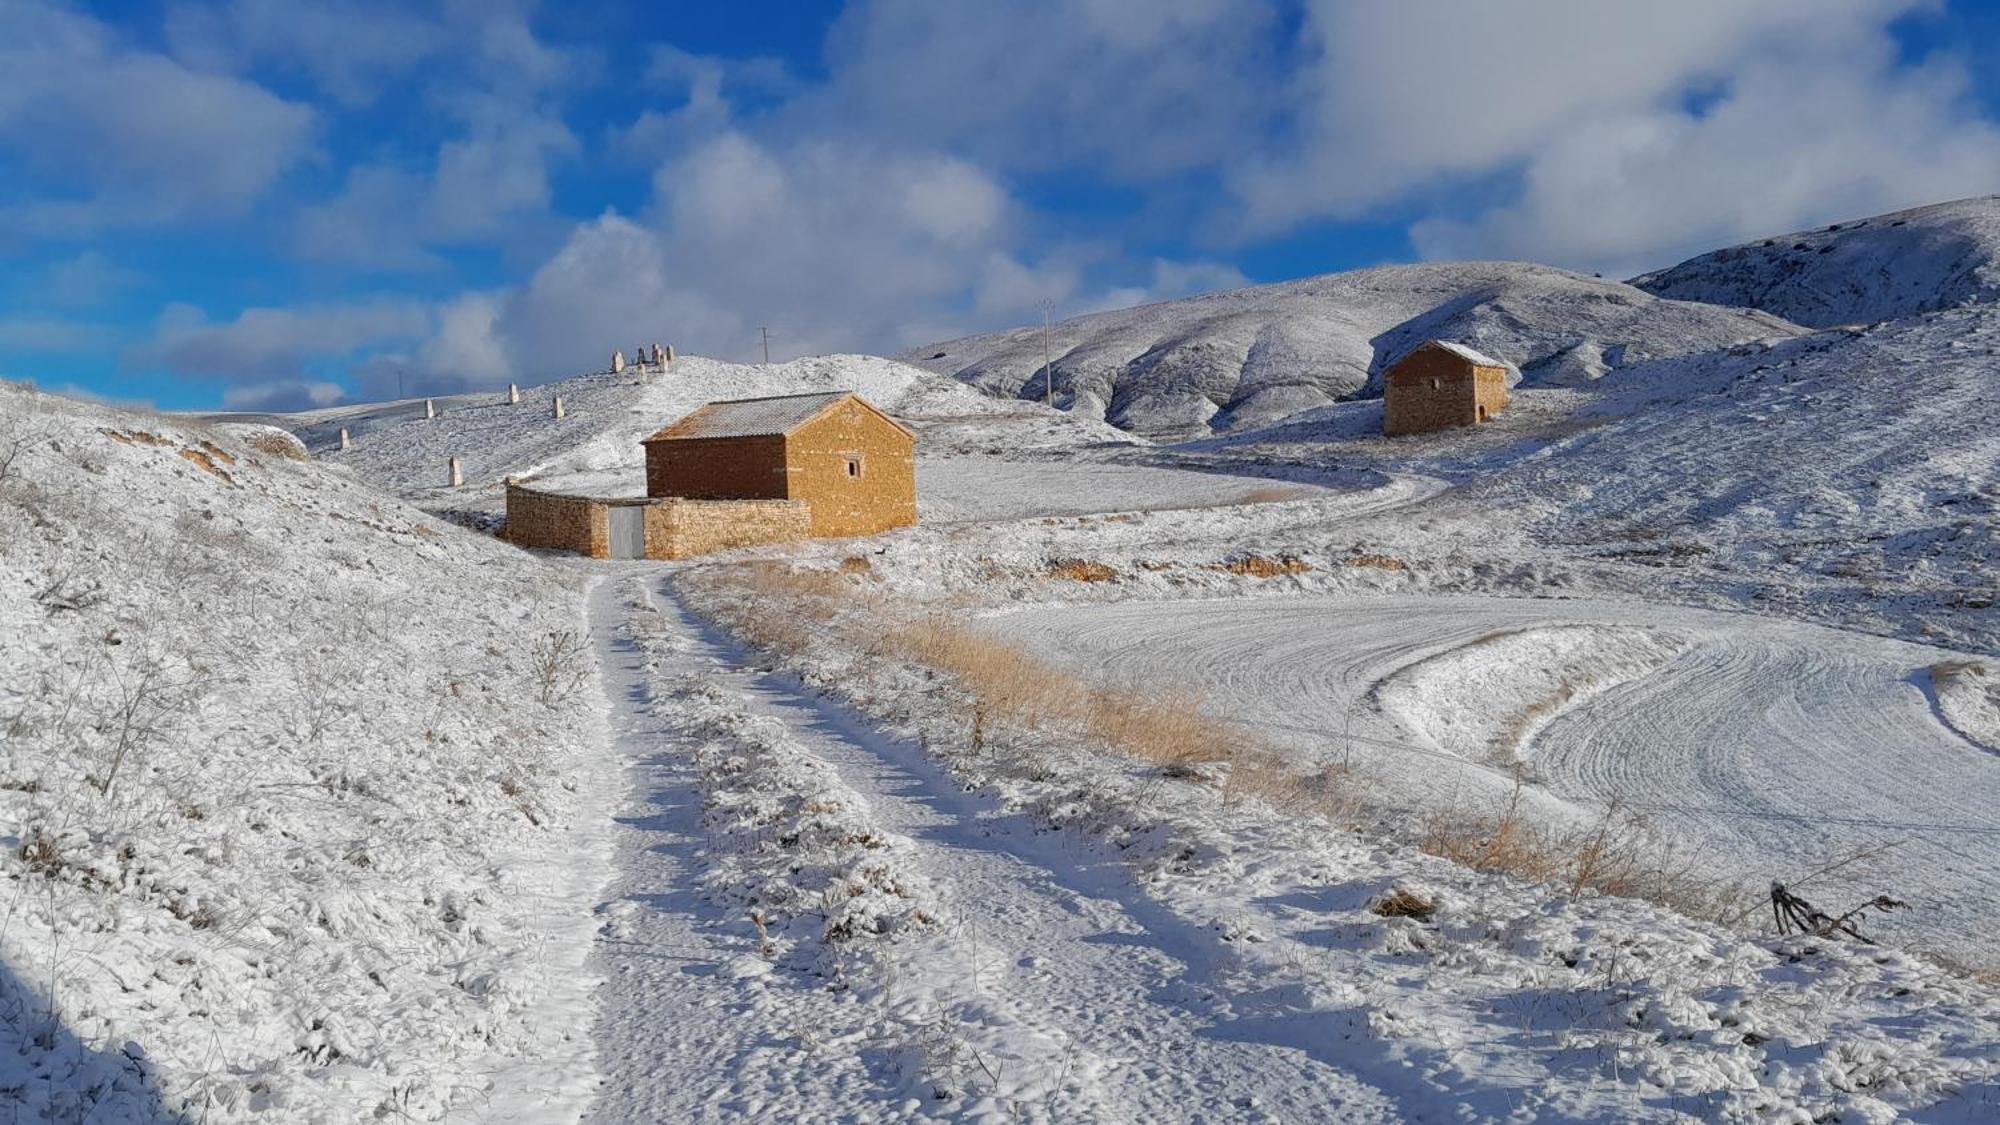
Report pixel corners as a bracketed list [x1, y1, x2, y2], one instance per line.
[1632, 196, 2000, 327]
[903, 262, 1799, 437]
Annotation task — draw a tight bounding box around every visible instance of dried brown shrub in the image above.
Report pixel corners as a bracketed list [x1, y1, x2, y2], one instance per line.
[838, 555, 874, 575]
[1345, 553, 1407, 571]
[1213, 555, 1312, 578]
[1046, 558, 1119, 583]
[1371, 887, 1436, 919]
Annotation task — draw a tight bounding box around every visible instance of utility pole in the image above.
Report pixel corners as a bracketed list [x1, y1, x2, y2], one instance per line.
[760, 326, 772, 367]
[1041, 300, 1055, 408]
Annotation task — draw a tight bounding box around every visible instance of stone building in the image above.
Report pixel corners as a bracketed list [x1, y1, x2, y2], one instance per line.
[642, 391, 917, 538]
[1382, 341, 1510, 437]
[502, 390, 916, 560]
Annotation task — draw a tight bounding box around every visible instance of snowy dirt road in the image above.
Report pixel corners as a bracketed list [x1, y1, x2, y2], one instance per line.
[582, 577, 1401, 1122]
[989, 595, 2000, 961]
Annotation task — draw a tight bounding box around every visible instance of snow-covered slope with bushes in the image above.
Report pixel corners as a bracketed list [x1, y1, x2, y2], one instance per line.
[246, 353, 1127, 510]
[903, 262, 1799, 436]
[1632, 195, 2000, 327]
[0, 382, 608, 1121]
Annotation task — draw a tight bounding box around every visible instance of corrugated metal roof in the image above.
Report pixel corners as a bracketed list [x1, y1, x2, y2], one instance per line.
[646, 391, 851, 441]
[1426, 340, 1507, 368]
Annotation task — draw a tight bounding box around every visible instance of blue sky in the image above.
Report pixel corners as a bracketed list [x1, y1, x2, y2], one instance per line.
[7, 0, 2000, 410]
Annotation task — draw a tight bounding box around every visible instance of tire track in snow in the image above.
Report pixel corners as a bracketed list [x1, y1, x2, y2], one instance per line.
[589, 577, 1401, 1121]
[990, 594, 2000, 959]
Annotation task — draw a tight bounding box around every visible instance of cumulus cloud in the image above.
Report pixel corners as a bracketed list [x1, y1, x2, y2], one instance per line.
[138, 299, 430, 385]
[366, 129, 1249, 389]
[1409, 28, 2000, 275]
[802, 0, 1280, 180]
[294, 117, 580, 267]
[164, 0, 446, 107]
[0, 0, 317, 234]
[39, 252, 145, 309]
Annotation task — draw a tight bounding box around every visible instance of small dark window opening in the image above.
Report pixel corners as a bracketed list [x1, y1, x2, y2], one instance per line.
[845, 457, 863, 478]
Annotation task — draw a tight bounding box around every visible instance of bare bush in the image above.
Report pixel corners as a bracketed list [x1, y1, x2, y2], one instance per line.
[531, 629, 592, 708]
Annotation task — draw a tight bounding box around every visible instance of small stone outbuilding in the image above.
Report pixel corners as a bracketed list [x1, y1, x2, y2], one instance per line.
[1382, 341, 1510, 437]
[642, 391, 917, 538]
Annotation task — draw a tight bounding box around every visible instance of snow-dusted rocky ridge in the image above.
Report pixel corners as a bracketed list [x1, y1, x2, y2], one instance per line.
[0, 383, 608, 1121]
[1633, 195, 2000, 327]
[902, 262, 1799, 437]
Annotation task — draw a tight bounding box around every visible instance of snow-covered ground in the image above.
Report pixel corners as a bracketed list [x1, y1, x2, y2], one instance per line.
[239, 354, 1131, 518]
[653, 562, 2000, 1121]
[0, 383, 611, 1121]
[986, 594, 2000, 959]
[1633, 195, 2000, 326]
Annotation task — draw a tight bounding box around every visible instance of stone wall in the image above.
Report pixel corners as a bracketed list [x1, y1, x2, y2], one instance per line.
[1383, 349, 1511, 436]
[782, 398, 918, 537]
[502, 483, 608, 557]
[643, 498, 811, 559]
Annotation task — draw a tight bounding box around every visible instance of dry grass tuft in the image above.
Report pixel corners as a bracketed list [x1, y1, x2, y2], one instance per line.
[1371, 887, 1436, 920]
[1345, 553, 1408, 571]
[1419, 784, 1731, 917]
[1045, 557, 1119, 583]
[838, 555, 874, 576]
[1213, 554, 1312, 578]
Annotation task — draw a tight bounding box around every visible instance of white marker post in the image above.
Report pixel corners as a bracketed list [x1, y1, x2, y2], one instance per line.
[448, 456, 463, 489]
[507, 383, 520, 405]
[338, 427, 350, 451]
[553, 395, 566, 419]
[425, 399, 437, 420]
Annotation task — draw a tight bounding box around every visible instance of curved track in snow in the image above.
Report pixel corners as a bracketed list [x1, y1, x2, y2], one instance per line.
[990, 595, 2000, 958]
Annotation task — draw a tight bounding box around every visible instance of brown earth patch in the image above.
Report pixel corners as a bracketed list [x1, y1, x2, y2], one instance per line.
[178, 448, 236, 485]
[1346, 553, 1408, 571]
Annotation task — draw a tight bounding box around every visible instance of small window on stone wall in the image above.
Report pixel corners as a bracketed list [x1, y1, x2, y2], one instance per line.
[845, 456, 863, 478]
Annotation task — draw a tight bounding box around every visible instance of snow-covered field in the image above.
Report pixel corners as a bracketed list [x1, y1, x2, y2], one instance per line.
[0, 384, 610, 1121]
[13, 193, 2000, 1121]
[987, 594, 2000, 959]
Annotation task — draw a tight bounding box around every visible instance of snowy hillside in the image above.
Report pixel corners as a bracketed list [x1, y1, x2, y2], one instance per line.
[1462, 306, 2000, 653]
[245, 353, 1127, 509]
[0, 382, 607, 1121]
[1633, 195, 2000, 327]
[902, 262, 1799, 436]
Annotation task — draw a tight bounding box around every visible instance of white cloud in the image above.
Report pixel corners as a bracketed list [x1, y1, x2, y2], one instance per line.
[802, 0, 1280, 180]
[164, 0, 446, 107]
[220, 379, 347, 411]
[39, 252, 145, 309]
[370, 128, 1250, 387]
[0, 315, 110, 354]
[0, 1, 317, 234]
[1228, 0, 1920, 232]
[1409, 31, 2000, 275]
[138, 299, 430, 384]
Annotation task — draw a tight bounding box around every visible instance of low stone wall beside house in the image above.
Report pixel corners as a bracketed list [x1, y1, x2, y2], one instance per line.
[502, 483, 610, 558]
[502, 482, 809, 560]
[645, 498, 811, 559]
